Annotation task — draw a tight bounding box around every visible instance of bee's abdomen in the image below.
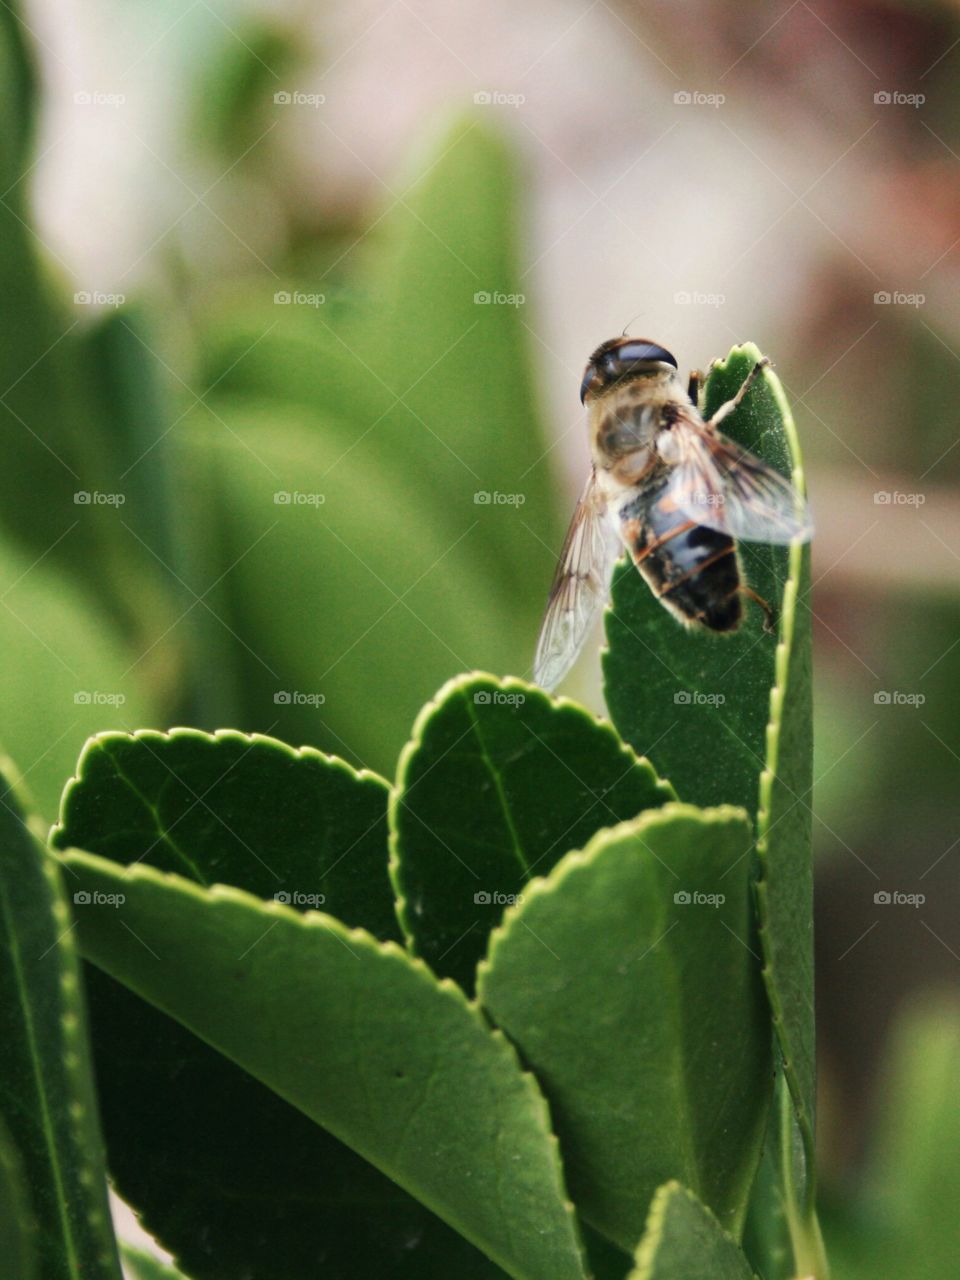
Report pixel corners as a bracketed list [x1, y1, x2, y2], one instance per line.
[620, 490, 742, 631]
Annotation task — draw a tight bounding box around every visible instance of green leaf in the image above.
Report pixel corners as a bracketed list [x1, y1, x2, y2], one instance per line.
[0, 775, 122, 1280]
[601, 345, 816, 1225]
[630, 1183, 756, 1280]
[0, 534, 157, 822]
[477, 805, 772, 1251]
[391, 673, 674, 991]
[0, 1111, 38, 1280]
[58, 852, 589, 1280]
[602, 343, 796, 819]
[180, 117, 563, 775]
[53, 729, 507, 1278]
[52, 728, 401, 943]
[826, 997, 960, 1280]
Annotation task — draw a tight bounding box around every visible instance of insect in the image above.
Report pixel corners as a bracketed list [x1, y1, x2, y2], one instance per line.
[533, 337, 813, 690]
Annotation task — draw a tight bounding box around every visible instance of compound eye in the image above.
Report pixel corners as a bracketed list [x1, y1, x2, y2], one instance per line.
[617, 340, 677, 368]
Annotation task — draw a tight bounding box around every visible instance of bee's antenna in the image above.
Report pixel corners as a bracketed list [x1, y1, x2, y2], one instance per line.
[621, 310, 646, 336]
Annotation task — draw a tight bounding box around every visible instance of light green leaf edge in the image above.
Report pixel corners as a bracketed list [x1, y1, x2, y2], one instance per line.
[630, 1182, 756, 1280]
[0, 772, 123, 1280]
[51, 727, 393, 848]
[120, 1244, 190, 1280]
[56, 850, 590, 1280]
[388, 671, 676, 959]
[742, 352, 815, 1168]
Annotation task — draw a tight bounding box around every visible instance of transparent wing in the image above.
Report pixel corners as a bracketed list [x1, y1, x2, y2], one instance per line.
[666, 410, 813, 545]
[533, 472, 616, 691]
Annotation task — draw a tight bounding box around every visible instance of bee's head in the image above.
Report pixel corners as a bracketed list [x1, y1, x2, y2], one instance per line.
[580, 337, 678, 403]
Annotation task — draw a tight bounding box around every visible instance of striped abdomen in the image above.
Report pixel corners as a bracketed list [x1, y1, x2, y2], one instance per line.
[619, 483, 742, 631]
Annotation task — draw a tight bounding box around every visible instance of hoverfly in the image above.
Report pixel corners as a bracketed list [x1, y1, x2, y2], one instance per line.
[533, 338, 813, 690]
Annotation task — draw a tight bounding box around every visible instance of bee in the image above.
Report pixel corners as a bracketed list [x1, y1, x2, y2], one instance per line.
[533, 338, 813, 690]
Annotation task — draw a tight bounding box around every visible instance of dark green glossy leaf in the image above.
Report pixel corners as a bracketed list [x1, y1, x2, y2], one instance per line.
[478, 805, 772, 1250]
[391, 673, 674, 991]
[58, 851, 590, 1280]
[53, 729, 507, 1278]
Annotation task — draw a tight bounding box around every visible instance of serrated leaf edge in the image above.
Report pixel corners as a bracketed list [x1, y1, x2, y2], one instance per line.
[50, 726, 391, 850]
[388, 671, 677, 957]
[57, 847, 590, 1280]
[629, 1181, 756, 1280]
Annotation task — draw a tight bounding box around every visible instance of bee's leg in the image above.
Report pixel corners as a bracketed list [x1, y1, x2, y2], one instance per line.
[740, 584, 778, 634]
[708, 356, 771, 428]
[687, 369, 703, 405]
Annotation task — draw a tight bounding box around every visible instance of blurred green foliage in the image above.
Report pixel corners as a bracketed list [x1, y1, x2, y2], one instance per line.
[0, 6, 561, 815]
